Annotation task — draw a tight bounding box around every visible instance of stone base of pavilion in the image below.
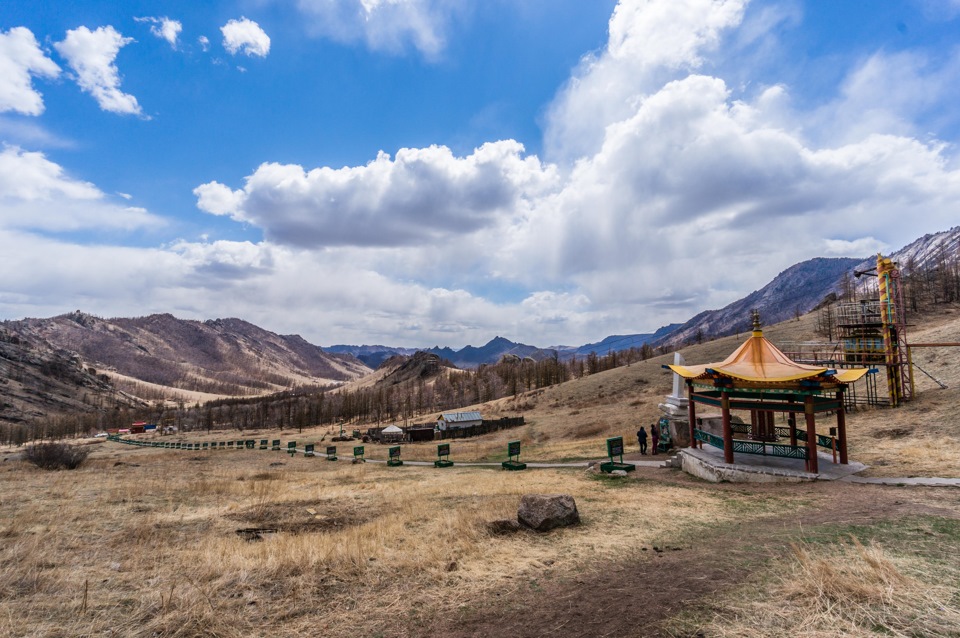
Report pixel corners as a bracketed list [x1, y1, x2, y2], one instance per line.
[679, 445, 867, 484]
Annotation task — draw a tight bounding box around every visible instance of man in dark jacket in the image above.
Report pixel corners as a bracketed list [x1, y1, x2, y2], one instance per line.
[637, 427, 647, 455]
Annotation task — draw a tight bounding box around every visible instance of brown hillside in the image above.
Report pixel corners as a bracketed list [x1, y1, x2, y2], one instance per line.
[5, 312, 371, 399]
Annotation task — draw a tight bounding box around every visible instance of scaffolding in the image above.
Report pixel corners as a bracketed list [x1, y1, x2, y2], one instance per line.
[779, 254, 914, 408]
[777, 339, 884, 408]
[834, 301, 884, 363]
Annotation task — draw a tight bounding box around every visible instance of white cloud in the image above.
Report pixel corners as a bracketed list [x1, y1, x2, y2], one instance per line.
[0, 27, 61, 116]
[220, 18, 271, 57]
[0, 115, 73, 149]
[0, 233, 523, 347]
[53, 26, 143, 116]
[544, 0, 748, 163]
[135, 16, 183, 49]
[194, 140, 559, 247]
[290, 0, 464, 58]
[823, 237, 888, 256]
[808, 50, 960, 146]
[198, 35, 210, 52]
[193, 181, 245, 216]
[0, 145, 100, 201]
[8, 0, 960, 349]
[185, 0, 960, 345]
[0, 145, 162, 231]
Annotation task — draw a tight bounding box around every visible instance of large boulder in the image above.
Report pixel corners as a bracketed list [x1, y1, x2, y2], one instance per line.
[517, 494, 580, 532]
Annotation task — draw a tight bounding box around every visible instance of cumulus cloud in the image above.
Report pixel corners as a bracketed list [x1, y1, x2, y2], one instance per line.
[194, 140, 558, 247]
[198, 35, 210, 51]
[220, 17, 271, 57]
[0, 145, 162, 231]
[290, 0, 464, 58]
[53, 26, 143, 116]
[135, 16, 183, 49]
[0, 27, 61, 116]
[544, 0, 748, 162]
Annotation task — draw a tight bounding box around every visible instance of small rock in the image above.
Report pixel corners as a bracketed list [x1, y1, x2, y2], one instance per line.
[517, 494, 580, 532]
[610, 470, 628, 477]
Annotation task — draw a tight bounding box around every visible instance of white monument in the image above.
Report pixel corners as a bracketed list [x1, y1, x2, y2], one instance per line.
[658, 352, 690, 447]
[661, 352, 688, 411]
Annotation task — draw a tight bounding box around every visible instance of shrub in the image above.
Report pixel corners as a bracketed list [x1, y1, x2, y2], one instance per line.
[23, 442, 91, 470]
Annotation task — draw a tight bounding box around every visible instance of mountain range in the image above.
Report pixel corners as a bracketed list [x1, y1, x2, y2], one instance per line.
[2, 225, 959, 426]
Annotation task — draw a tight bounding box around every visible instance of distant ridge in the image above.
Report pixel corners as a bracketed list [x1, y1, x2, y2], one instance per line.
[569, 324, 681, 357]
[4, 312, 371, 397]
[657, 257, 863, 347]
[658, 225, 960, 347]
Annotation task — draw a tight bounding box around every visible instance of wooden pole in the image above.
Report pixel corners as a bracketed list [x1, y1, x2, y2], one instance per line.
[687, 382, 697, 449]
[721, 391, 734, 464]
[804, 395, 818, 473]
[788, 396, 797, 447]
[750, 409, 758, 440]
[837, 388, 848, 464]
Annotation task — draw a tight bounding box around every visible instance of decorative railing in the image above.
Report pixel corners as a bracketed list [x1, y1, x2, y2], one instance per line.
[727, 424, 833, 449]
[732, 439, 808, 460]
[693, 428, 724, 449]
[783, 428, 835, 449]
[693, 428, 808, 460]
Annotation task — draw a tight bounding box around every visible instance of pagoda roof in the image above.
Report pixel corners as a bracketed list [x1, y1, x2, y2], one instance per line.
[667, 329, 869, 385]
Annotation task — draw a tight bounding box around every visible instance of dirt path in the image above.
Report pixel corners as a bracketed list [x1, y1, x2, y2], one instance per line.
[426, 475, 960, 638]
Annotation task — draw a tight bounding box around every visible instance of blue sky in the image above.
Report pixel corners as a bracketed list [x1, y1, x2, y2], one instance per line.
[2, 0, 960, 349]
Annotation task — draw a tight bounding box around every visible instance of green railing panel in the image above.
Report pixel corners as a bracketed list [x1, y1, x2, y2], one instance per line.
[693, 428, 724, 449]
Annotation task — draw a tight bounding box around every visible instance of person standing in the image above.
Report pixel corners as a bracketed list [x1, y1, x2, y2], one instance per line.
[651, 422, 660, 455]
[637, 427, 647, 455]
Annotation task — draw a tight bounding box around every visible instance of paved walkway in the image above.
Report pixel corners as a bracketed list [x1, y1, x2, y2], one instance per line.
[111, 439, 959, 485]
[356, 458, 668, 469]
[839, 475, 960, 487]
[297, 447, 960, 485]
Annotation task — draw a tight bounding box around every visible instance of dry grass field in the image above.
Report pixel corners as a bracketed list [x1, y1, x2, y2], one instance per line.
[2, 307, 960, 636]
[2, 442, 958, 637]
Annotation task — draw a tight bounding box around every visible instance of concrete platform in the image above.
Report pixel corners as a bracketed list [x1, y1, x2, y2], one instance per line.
[679, 445, 867, 483]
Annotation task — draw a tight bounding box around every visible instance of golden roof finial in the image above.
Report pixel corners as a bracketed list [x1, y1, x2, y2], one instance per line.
[751, 309, 762, 335]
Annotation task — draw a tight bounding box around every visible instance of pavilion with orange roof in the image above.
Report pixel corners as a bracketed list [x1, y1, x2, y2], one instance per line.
[666, 311, 871, 473]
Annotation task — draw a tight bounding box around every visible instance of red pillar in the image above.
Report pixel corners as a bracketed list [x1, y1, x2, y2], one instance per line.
[750, 409, 758, 440]
[721, 391, 734, 464]
[805, 395, 818, 474]
[687, 382, 697, 449]
[766, 411, 776, 440]
[837, 388, 848, 464]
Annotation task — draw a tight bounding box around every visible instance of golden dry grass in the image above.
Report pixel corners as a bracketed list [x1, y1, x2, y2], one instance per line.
[676, 536, 960, 637]
[0, 446, 746, 637]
